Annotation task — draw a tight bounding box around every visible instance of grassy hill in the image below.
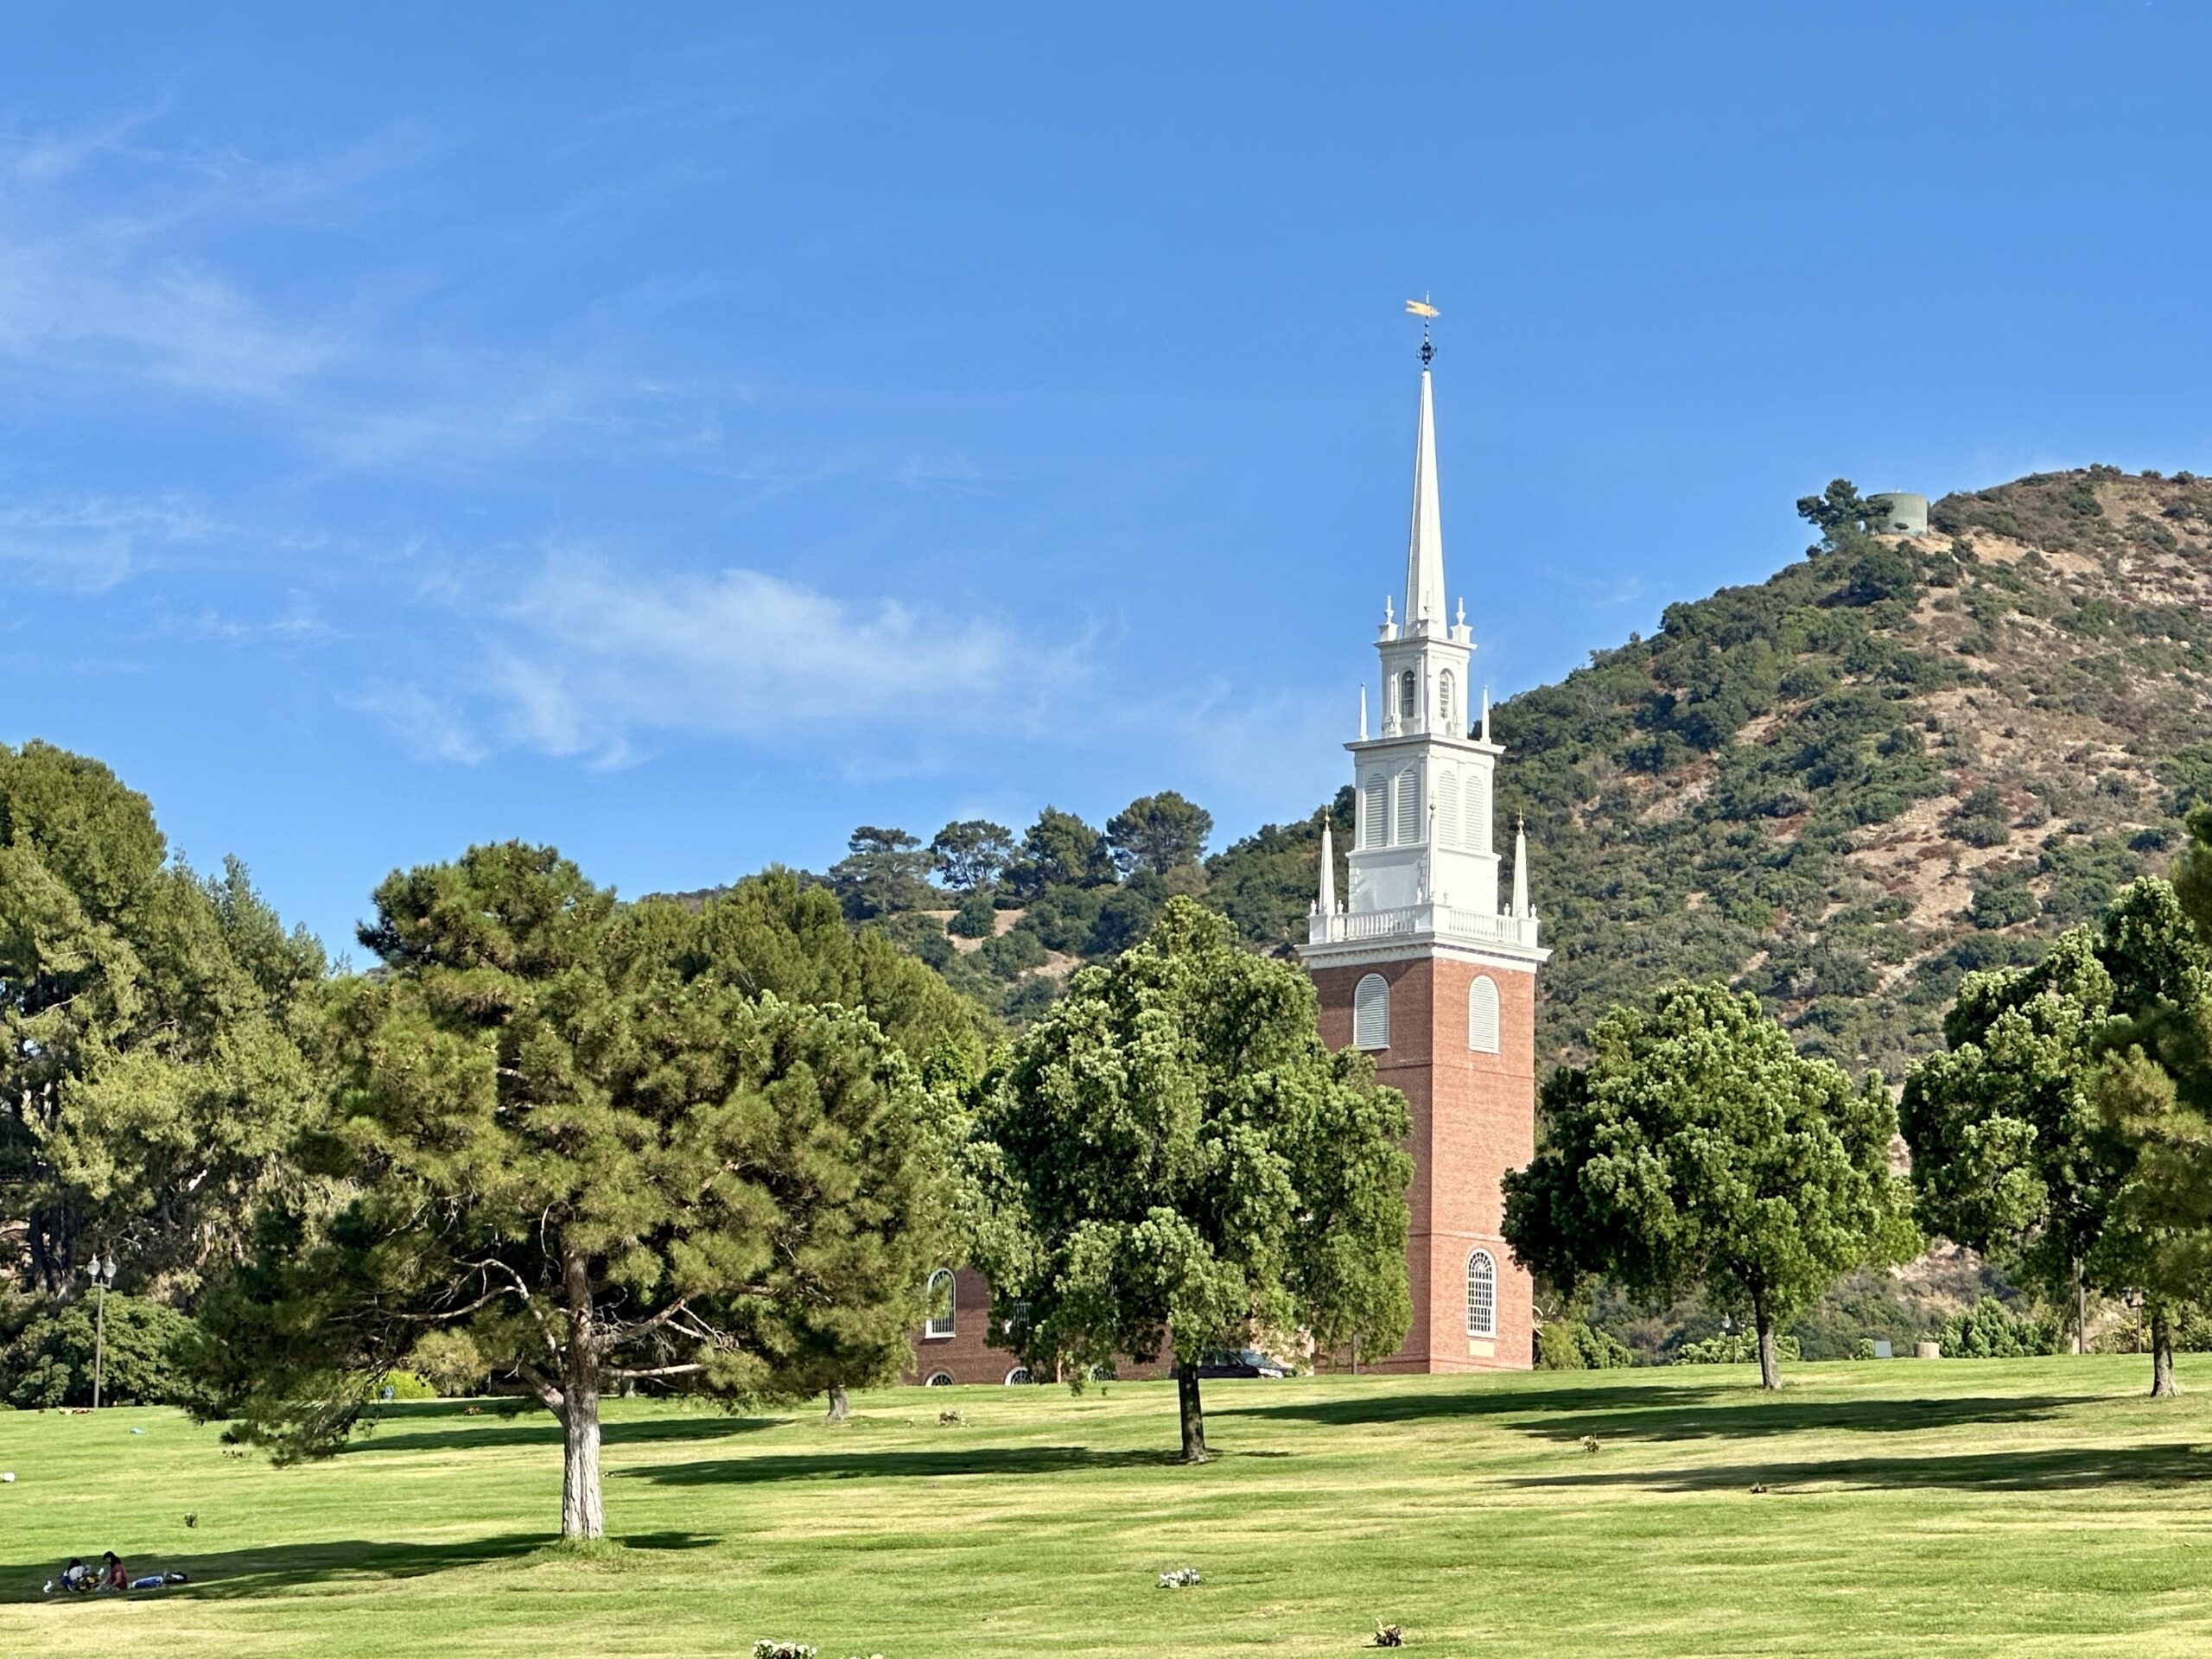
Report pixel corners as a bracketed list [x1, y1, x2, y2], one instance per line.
[10, 1359, 2212, 1656]
[1211, 466, 2212, 1077]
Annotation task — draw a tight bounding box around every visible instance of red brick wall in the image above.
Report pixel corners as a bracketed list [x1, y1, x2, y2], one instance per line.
[1311, 950, 1537, 1372]
[902, 1267, 1170, 1386]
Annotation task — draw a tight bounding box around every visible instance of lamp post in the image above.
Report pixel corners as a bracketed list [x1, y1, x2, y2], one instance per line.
[87, 1252, 118, 1410]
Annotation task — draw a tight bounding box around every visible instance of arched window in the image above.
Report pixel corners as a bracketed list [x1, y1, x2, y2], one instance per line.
[1353, 973, 1390, 1050]
[1469, 975, 1501, 1054]
[1004, 1366, 1033, 1386]
[1436, 771, 1460, 851]
[1395, 768, 1421, 845]
[1439, 670, 1455, 734]
[1466, 766, 1491, 853]
[1399, 669, 1417, 727]
[925, 1268, 956, 1338]
[924, 1371, 954, 1387]
[1466, 1249, 1497, 1338]
[1363, 772, 1389, 848]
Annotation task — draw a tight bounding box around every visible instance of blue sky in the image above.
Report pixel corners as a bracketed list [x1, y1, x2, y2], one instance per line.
[3, 5, 2209, 956]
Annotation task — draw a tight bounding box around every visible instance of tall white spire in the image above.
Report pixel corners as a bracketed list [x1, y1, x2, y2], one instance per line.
[1404, 363, 1446, 628]
[1318, 819, 1337, 913]
[1511, 817, 1529, 918]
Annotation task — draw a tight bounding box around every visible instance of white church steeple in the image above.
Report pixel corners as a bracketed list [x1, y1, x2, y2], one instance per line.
[1305, 304, 1540, 956]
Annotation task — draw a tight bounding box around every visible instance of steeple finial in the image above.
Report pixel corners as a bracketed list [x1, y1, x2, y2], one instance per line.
[1358, 683, 1369, 741]
[1407, 296, 1438, 367]
[1402, 300, 1446, 630]
[1318, 819, 1337, 915]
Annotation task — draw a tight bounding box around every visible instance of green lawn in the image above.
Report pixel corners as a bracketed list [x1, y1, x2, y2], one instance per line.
[6, 1356, 2212, 1656]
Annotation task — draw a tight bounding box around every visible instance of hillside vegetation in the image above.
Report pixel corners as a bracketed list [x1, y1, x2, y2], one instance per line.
[1207, 467, 2212, 1077]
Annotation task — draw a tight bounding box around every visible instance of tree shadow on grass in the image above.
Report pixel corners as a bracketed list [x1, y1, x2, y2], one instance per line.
[1513, 1442, 2210, 1495]
[624, 1445, 1182, 1487]
[1522, 1393, 2101, 1446]
[1, 1530, 714, 1605]
[348, 1409, 788, 1455]
[1221, 1382, 1726, 1430]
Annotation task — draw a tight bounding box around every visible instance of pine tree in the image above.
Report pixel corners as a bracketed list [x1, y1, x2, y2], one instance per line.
[202, 842, 948, 1539]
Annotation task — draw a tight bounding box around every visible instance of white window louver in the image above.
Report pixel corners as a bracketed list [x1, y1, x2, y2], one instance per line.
[1466, 1249, 1497, 1338]
[1436, 771, 1460, 851]
[1469, 975, 1501, 1054]
[1467, 766, 1491, 854]
[1363, 773, 1389, 848]
[1353, 973, 1390, 1050]
[1396, 769, 1421, 845]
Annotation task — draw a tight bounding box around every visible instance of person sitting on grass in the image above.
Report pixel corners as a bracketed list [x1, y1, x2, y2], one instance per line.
[100, 1552, 127, 1592]
[52, 1558, 92, 1592]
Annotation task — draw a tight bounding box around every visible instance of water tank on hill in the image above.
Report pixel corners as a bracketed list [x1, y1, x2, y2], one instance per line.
[1869, 492, 1929, 537]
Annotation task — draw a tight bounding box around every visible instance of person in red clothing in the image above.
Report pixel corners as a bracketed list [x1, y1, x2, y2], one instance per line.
[101, 1551, 126, 1592]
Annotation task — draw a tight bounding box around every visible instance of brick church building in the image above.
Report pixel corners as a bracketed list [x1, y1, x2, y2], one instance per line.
[912, 330, 1547, 1383]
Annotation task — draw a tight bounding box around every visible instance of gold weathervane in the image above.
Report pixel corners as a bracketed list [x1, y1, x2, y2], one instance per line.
[1406, 296, 1439, 364]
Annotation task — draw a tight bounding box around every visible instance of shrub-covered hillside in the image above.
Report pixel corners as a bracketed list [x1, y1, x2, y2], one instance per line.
[1474, 467, 2212, 1074]
[1211, 469, 2212, 1072]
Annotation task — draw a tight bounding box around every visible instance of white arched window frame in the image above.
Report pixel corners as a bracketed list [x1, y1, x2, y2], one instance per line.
[1399, 669, 1417, 728]
[1436, 771, 1460, 852]
[1004, 1366, 1033, 1386]
[924, 1371, 954, 1388]
[1395, 768, 1421, 846]
[925, 1268, 956, 1338]
[1468, 975, 1501, 1054]
[1363, 772, 1389, 849]
[1353, 973, 1390, 1051]
[1439, 670, 1455, 734]
[1466, 1249, 1497, 1338]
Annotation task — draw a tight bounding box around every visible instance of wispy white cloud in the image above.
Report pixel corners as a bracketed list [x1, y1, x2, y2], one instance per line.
[0, 494, 215, 593]
[480, 552, 1074, 766]
[346, 683, 487, 765]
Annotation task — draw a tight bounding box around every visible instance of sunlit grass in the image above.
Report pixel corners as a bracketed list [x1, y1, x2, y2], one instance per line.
[6, 1355, 2212, 1656]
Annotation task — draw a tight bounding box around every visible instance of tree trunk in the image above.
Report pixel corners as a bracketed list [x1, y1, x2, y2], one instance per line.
[825, 1383, 851, 1423]
[560, 1251, 605, 1540]
[2075, 1259, 2088, 1356]
[1175, 1355, 1209, 1464]
[1753, 1300, 1781, 1391]
[2152, 1310, 2177, 1398]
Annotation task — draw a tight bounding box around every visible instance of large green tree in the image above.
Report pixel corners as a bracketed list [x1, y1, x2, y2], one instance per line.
[828, 826, 937, 920]
[1106, 791, 1213, 877]
[1003, 807, 1116, 899]
[1901, 880, 2210, 1382]
[928, 820, 1016, 893]
[203, 843, 948, 1538]
[1505, 982, 1914, 1389]
[0, 741, 325, 1301]
[970, 898, 1411, 1461]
